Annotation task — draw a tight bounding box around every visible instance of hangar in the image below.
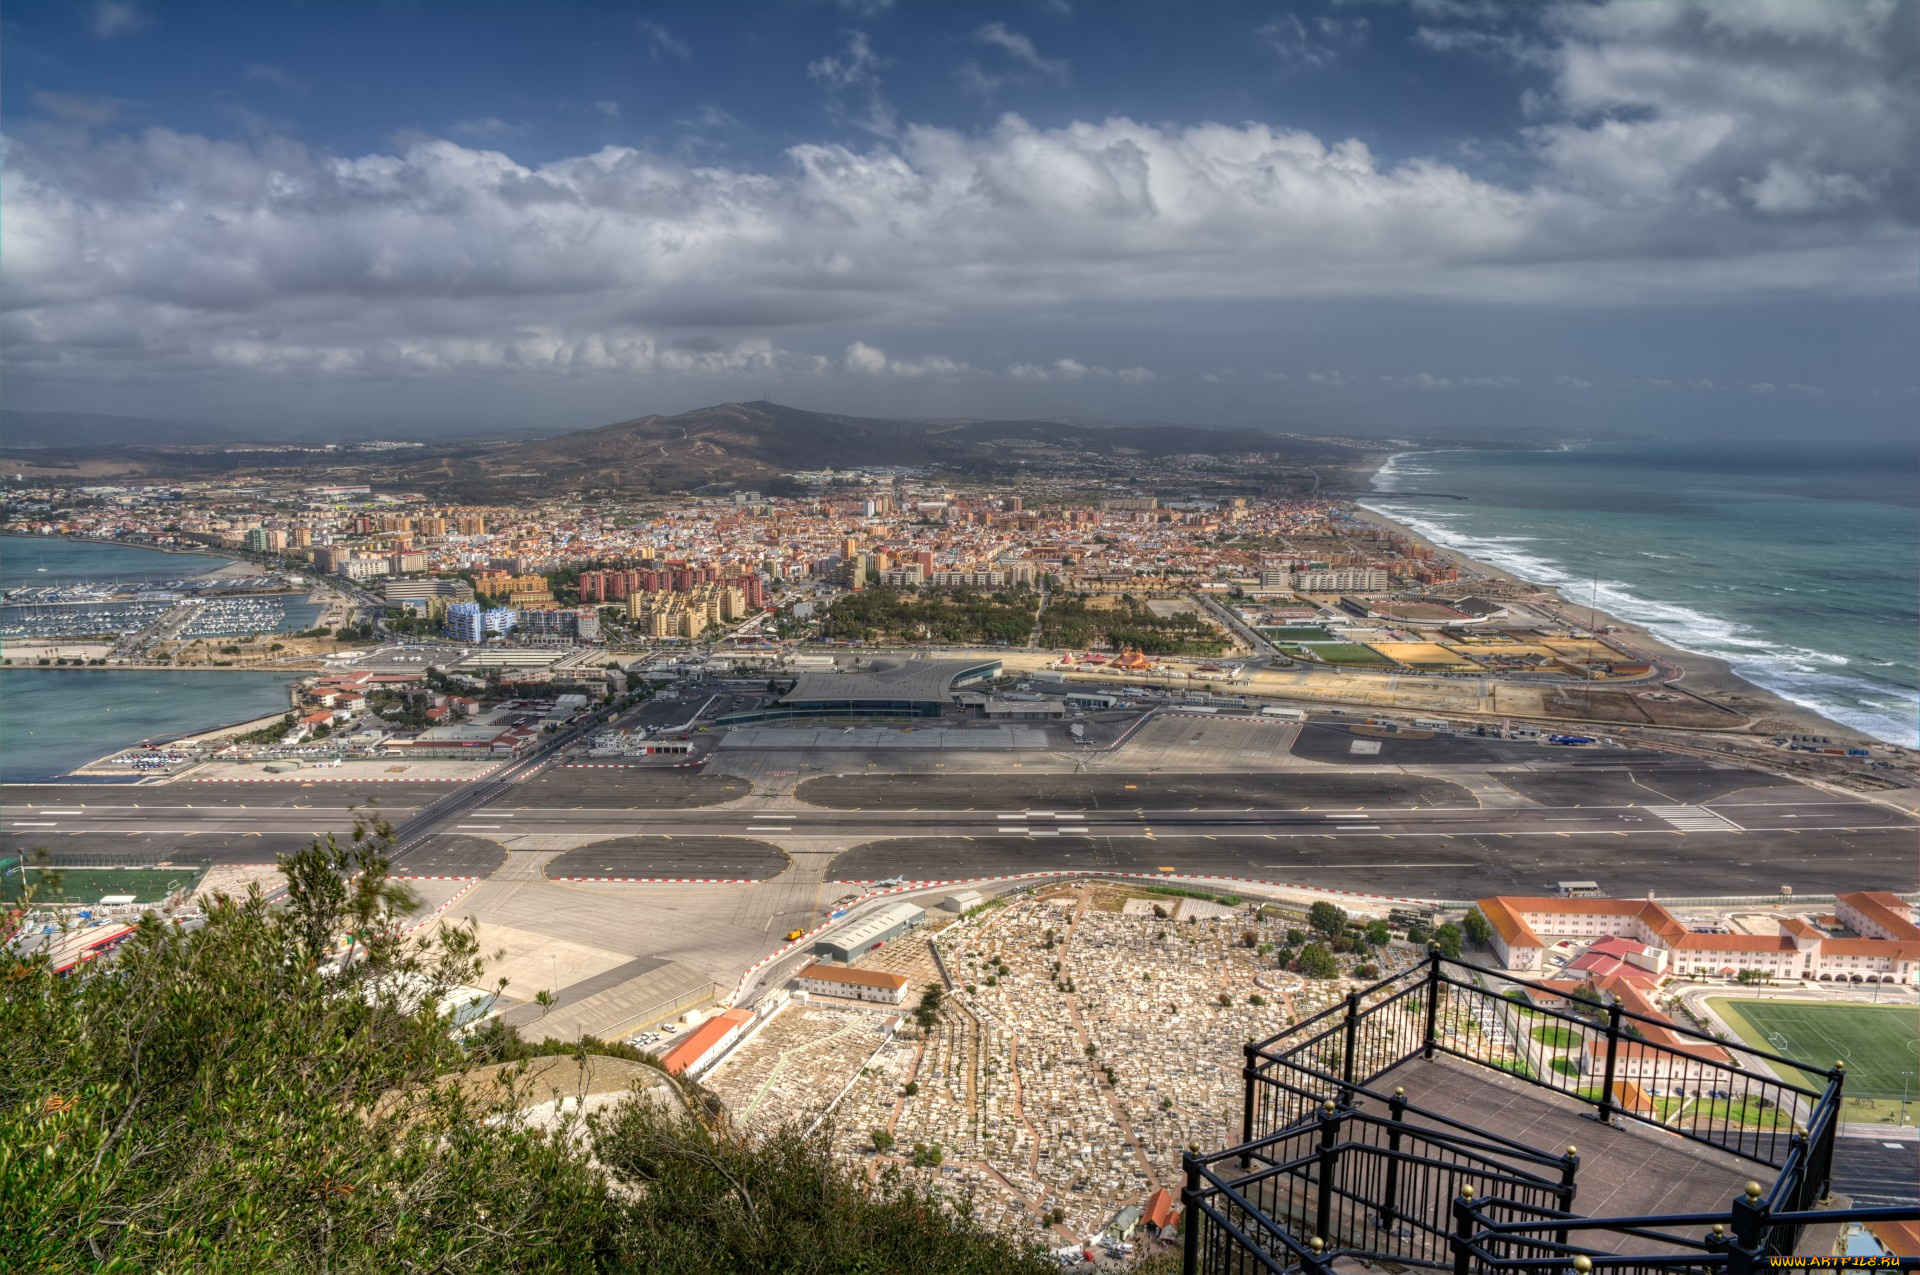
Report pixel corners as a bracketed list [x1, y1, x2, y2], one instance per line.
[717, 657, 1002, 722]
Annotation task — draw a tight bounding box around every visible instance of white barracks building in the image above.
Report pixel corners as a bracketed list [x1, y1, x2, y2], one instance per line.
[795, 963, 911, 1005]
[1480, 891, 1920, 985]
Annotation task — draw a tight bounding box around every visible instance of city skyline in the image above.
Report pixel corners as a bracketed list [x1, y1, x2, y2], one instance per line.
[3, 0, 1915, 437]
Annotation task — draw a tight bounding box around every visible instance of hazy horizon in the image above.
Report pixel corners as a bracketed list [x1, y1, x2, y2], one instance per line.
[4, 1, 1916, 442]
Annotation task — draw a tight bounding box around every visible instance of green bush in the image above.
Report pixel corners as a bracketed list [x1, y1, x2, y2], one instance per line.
[1, 821, 1051, 1274]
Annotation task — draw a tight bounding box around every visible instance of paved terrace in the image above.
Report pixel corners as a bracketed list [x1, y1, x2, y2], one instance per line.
[1371, 1052, 1757, 1225]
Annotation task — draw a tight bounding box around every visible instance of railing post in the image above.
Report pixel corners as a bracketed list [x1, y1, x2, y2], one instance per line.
[1315, 1099, 1341, 1247]
[1814, 1063, 1844, 1203]
[1378, 1086, 1406, 1232]
[1341, 990, 1362, 1100]
[1181, 1149, 1203, 1275]
[1450, 1182, 1477, 1275]
[1555, 1144, 1579, 1250]
[1595, 999, 1622, 1125]
[1241, 1038, 1258, 1169]
[1423, 949, 1442, 1060]
[1725, 1179, 1769, 1275]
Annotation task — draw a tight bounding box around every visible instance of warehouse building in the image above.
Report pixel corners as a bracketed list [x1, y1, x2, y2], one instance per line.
[718, 658, 1001, 723]
[814, 902, 926, 963]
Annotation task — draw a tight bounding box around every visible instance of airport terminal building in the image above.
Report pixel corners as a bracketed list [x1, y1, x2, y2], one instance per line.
[718, 657, 1001, 723]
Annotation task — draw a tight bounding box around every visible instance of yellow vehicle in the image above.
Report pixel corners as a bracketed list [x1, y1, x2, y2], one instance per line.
[1158, 866, 1176, 874]
[785, 929, 806, 941]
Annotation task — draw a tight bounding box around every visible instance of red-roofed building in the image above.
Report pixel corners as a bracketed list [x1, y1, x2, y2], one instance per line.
[1142, 1187, 1179, 1238]
[658, 1008, 754, 1078]
[1479, 894, 1918, 985]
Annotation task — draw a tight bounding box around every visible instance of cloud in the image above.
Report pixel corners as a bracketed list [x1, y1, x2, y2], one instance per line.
[843, 341, 973, 377]
[808, 31, 896, 137]
[245, 63, 306, 92]
[1388, 372, 1522, 390]
[1554, 375, 1594, 389]
[91, 2, 149, 38]
[449, 117, 532, 140]
[30, 91, 123, 126]
[594, 100, 621, 119]
[974, 23, 1066, 76]
[4, 1, 1912, 387]
[637, 20, 690, 62]
[960, 22, 1068, 97]
[1008, 359, 1153, 383]
[1257, 13, 1369, 71]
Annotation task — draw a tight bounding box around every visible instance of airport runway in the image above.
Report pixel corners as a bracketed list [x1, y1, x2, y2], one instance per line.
[6, 787, 1913, 899]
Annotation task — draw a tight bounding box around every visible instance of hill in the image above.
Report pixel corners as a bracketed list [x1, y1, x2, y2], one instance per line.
[411, 399, 1367, 495]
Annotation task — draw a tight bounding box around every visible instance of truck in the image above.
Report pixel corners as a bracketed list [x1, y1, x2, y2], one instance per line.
[1259, 706, 1306, 720]
[1548, 735, 1597, 746]
[1412, 718, 1450, 732]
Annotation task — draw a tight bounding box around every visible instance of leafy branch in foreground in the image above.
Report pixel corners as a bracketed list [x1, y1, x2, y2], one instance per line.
[1, 817, 1051, 1273]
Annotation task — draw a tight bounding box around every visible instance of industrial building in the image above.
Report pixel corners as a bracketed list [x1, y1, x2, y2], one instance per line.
[719, 658, 1001, 723]
[814, 902, 926, 963]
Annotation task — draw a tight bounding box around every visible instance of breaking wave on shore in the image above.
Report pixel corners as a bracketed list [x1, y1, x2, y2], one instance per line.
[1361, 450, 1918, 746]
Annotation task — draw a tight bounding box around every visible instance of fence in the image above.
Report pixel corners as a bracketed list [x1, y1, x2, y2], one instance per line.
[1244, 953, 1838, 1173]
[1177, 952, 1914, 1275]
[1186, 1093, 1576, 1275]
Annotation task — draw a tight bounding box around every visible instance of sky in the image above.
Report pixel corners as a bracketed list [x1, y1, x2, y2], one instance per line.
[3, 0, 1916, 439]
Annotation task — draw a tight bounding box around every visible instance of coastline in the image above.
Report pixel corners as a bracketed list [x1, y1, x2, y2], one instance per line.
[1347, 469, 1878, 743]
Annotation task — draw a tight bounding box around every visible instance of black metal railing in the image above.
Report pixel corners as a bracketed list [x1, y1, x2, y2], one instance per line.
[1246, 953, 1840, 1173]
[1187, 1093, 1578, 1274]
[1452, 1181, 1920, 1275]
[1179, 951, 1920, 1275]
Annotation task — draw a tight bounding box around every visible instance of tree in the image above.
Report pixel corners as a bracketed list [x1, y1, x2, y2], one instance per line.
[1461, 907, 1493, 948]
[1308, 902, 1347, 937]
[1431, 922, 1464, 960]
[1405, 922, 1430, 946]
[912, 982, 945, 1033]
[1295, 943, 1341, 980]
[871, 1128, 897, 1154]
[2, 820, 1053, 1274]
[1365, 920, 1391, 948]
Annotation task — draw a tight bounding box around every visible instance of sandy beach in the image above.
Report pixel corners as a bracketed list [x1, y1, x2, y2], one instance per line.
[1346, 500, 1878, 743]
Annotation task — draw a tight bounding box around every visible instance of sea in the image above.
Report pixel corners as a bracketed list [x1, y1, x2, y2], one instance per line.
[1363, 441, 1919, 747]
[1, 536, 299, 781]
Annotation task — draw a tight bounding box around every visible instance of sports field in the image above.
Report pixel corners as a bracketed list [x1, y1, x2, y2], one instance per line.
[1709, 998, 1919, 1104]
[1, 866, 200, 905]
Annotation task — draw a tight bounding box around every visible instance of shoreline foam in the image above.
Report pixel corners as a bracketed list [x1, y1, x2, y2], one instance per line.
[1355, 452, 1901, 744]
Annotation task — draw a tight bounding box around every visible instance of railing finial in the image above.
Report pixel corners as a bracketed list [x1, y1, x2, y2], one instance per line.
[1744, 1181, 1763, 1201]
[1309, 1236, 1325, 1255]
[1572, 1257, 1593, 1274]
[1460, 1182, 1474, 1202]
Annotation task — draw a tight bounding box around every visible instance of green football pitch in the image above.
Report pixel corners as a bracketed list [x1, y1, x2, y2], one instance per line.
[1, 866, 200, 905]
[1711, 998, 1920, 1100]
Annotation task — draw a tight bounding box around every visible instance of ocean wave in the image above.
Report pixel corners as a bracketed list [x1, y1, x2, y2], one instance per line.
[1357, 496, 1917, 745]
[1371, 452, 1440, 494]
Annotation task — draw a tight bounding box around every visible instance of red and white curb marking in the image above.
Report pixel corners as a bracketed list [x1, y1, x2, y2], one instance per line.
[402, 876, 479, 932]
[194, 762, 505, 785]
[556, 875, 755, 884]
